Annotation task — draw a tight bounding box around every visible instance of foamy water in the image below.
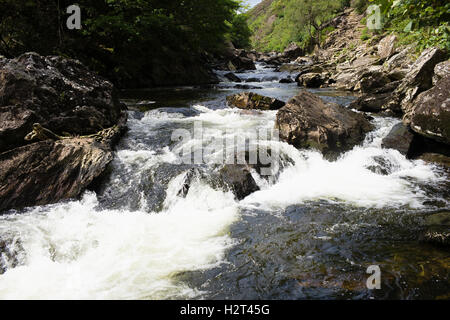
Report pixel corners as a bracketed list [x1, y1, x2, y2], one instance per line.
[0, 99, 447, 299]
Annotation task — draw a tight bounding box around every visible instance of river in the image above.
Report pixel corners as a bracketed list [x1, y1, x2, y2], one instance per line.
[0, 63, 449, 299]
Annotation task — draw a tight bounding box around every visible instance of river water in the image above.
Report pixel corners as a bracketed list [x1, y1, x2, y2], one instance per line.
[0, 64, 449, 299]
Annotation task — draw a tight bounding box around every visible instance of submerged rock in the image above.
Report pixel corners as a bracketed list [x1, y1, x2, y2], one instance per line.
[226, 92, 285, 111]
[420, 212, 450, 247]
[275, 91, 373, 157]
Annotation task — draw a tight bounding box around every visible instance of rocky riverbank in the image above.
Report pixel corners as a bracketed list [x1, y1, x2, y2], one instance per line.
[0, 53, 127, 212]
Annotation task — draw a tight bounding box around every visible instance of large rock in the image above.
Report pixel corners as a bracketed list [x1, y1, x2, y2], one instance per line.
[0, 53, 127, 212]
[219, 165, 260, 200]
[0, 52, 126, 153]
[409, 75, 450, 145]
[283, 43, 304, 60]
[296, 73, 327, 88]
[381, 123, 416, 156]
[226, 92, 285, 111]
[275, 91, 373, 157]
[0, 138, 113, 212]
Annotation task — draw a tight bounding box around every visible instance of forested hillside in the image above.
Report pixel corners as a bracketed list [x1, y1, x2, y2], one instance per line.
[248, 0, 449, 53]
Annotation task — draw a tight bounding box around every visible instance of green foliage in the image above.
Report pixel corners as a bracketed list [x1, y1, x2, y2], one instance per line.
[371, 0, 450, 51]
[0, 0, 248, 87]
[248, 0, 350, 52]
[229, 13, 253, 48]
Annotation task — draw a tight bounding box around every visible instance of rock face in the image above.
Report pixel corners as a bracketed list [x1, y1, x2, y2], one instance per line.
[226, 92, 285, 110]
[381, 123, 416, 156]
[0, 52, 126, 153]
[275, 91, 373, 157]
[409, 75, 450, 145]
[219, 165, 260, 200]
[389, 47, 447, 114]
[0, 53, 127, 212]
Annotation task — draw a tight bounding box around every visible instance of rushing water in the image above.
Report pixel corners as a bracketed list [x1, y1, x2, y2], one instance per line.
[0, 64, 449, 300]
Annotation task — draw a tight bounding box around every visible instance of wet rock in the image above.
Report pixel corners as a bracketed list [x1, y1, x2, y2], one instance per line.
[377, 34, 397, 60]
[218, 165, 260, 200]
[0, 52, 126, 154]
[0, 238, 23, 274]
[409, 75, 450, 145]
[0, 138, 113, 212]
[433, 60, 450, 85]
[226, 92, 285, 111]
[381, 123, 416, 156]
[224, 72, 241, 82]
[420, 212, 450, 247]
[275, 91, 373, 157]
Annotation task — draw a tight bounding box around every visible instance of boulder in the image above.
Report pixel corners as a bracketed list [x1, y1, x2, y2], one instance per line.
[297, 73, 327, 88]
[377, 34, 397, 60]
[433, 60, 450, 85]
[283, 43, 304, 60]
[226, 92, 285, 111]
[275, 91, 374, 157]
[0, 138, 113, 212]
[409, 75, 450, 145]
[381, 123, 416, 156]
[0, 53, 127, 212]
[224, 72, 241, 82]
[0, 52, 126, 154]
[218, 165, 260, 200]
